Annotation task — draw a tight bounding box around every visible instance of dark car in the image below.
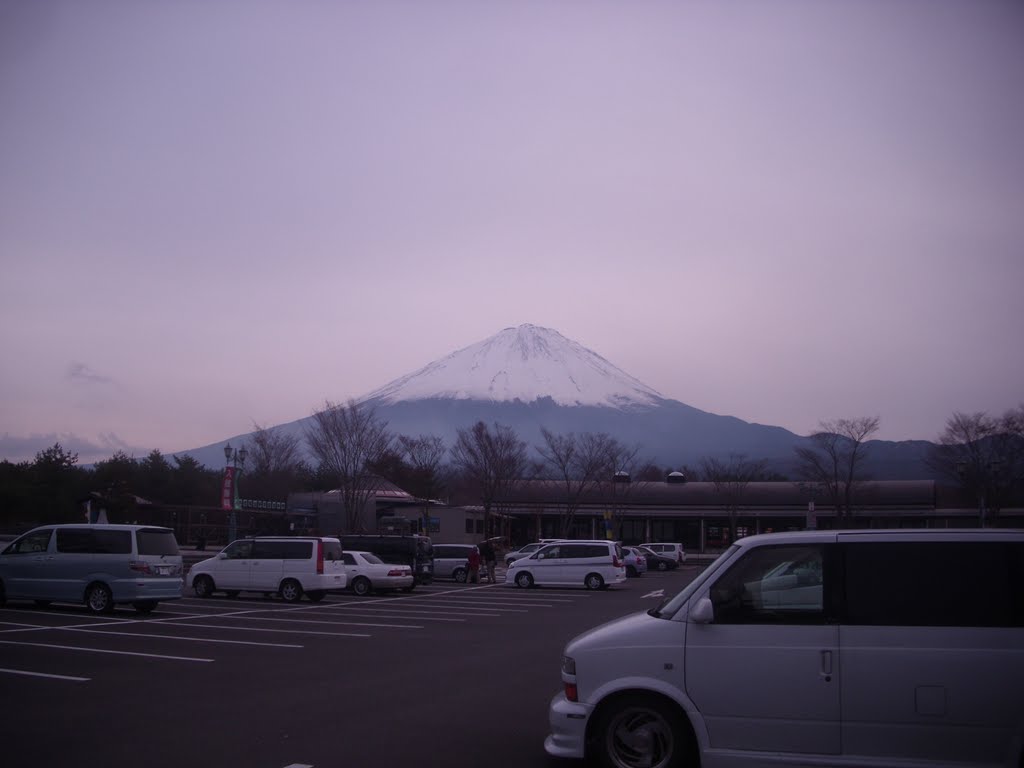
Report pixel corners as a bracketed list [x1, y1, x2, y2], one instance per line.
[637, 545, 678, 571]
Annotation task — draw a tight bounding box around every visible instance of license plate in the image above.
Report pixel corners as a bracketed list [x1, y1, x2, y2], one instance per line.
[157, 566, 170, 575]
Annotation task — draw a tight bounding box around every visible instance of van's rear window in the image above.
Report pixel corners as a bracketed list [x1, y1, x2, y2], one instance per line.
[137, 529, 180, 556]
[322, 541, 342, 561]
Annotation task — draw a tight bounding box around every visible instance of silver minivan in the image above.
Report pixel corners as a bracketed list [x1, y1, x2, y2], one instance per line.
[0, 524, 183, 614]
[547, 529, 1024, 768]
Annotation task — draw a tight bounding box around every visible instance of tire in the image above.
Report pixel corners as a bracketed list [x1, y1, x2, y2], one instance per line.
[193, 575, 215, 598]
[133, 600, 157, 614]
[351, 576, 371, 597]
[657, 561, 668, 571]
[589, 694, 692, 768]
[306, 590, 325, 602]
[279, 579, 303, 603]
[85, 583, 114, 614]
[585, 573, 605, 591]
[400, 585, 415, 593]
[453, 567, 467, 583]
[515, 571, 534, 588]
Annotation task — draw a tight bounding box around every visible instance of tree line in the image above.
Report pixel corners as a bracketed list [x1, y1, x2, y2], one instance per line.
[1, 400, 1021, 534]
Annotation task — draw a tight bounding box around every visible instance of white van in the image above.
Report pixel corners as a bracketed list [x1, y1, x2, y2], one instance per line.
[546, 529, 1024, 768]
[190, 536, 346, 602]
[505, 540, 626, 590]
[0, 524, 183, 614]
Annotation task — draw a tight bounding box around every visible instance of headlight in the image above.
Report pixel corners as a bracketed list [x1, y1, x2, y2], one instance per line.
[561, 655, 576, 676]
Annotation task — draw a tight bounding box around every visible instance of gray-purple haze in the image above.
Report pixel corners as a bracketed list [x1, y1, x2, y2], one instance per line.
[1, 0, 1022, 464]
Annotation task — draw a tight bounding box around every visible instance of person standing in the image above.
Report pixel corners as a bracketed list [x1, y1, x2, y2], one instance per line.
[466, 545, 481, 584]
[479, 539, 498, 583]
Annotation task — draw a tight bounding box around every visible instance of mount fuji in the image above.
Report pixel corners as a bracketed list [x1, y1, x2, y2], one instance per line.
[182, 324, 934, 478]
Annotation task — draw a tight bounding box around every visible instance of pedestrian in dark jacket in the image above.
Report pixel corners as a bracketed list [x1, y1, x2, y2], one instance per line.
[478, 539, 497, 583]
[467, 546, 481, 584]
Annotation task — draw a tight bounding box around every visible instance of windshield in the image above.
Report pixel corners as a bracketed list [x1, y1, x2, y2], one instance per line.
[649, 544, 740, 619]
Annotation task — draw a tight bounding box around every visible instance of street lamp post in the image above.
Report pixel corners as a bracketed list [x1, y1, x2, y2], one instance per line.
[223, 442, 248, 542]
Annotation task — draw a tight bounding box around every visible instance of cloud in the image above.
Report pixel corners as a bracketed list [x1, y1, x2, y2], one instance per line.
[0, 432, 145, 465]
[66, 361, 112, 385]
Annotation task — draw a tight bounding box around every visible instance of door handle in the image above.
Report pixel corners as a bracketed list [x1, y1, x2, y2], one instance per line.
[820, 650, 833, 681]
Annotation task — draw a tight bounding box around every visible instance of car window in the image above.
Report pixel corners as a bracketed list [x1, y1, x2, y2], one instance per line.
[136, 529, 179, 556]
[341, 552, 357, 565]
[536, 545, 560, 559]
[710, 544, 826, 624]
[361, 552, 384, 565]
[844, 541, 1023, 628]
[223, 540, 253, 559]
[56, 528, 95, 553]
[7, 529, 53, 554]
[93, 530, 133, 554]
[322, 541, 342, 561]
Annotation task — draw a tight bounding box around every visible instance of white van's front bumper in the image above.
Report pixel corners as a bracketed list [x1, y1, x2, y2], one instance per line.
[544, 691, 590, 759]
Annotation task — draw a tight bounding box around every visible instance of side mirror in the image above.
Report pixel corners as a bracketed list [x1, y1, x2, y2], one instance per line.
[690, 597, 714, 624]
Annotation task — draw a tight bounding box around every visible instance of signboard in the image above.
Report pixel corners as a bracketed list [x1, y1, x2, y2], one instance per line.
[221, 467, 235, 510]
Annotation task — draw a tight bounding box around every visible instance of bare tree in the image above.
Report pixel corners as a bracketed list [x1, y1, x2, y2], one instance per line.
[592, 440, 641, 540]
[396, 434, 448, 534]
[537, 429, 621, 538]
[794, 416, 880, 528]
[242, 423, 309, 502]
[927, 408, 1024, 526]
[449, 421, 527, 537]
[305, 400, 393, 533]
[700, 453, 767, 543]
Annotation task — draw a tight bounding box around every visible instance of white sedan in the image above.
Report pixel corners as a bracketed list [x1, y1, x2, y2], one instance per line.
[341, 550, 414, 596]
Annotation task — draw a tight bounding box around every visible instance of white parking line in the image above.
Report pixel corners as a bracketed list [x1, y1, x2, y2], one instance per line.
[0, 667, 90, 682]
[64, 628, 304, 648]
[0, 639, 213, 662]
[151, 622, 374, 638]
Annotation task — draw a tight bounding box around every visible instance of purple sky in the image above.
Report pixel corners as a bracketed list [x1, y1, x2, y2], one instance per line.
[2, 0, 1022, 464]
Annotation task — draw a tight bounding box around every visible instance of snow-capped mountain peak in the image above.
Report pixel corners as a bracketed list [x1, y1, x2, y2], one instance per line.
[362, 324, 663, 410]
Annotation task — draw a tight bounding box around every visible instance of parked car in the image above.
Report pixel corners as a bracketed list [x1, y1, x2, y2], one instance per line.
[505, 542, 545, 566]
[433, 543, 478, 582]
[341, 550, 414, 595]
[340, 534, 434, 585]
[190, 536, 347, 602]
[546, 529, 1024, 768]
[0, 524, 183, 614]
[639, 541, 686, 563]
[637, 544, 678, 571]
[621, 546, 647, 577]
[505, 540, 626, 590]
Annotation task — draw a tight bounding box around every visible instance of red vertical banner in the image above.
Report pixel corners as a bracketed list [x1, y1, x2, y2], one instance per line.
[221, 467, 235, 510]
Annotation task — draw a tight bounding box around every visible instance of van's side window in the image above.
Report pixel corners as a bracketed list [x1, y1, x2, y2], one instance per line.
[710, 544, 826, 624]
[843, 542, 1023, 628]
[92, 530, 132, 554]
[224, 541, 252, 559]
[9, 530, 53, 554]
[56, 529, 95, 553]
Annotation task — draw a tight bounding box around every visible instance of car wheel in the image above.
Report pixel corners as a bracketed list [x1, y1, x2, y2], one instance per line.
[306, 590, 325, 602]
[515, 571, 533, 588]
[585, 573, 605, 590]
[453, 567, 467, 583]
[590, 694, 692, 768]
[193, 575, 215, 598]
[351, 576, 371, 597]
[85, 583, 114, 614]
[133, 600, 157, 614]
[400, 585, 415, 593]
[279, 579, 303, 603]
[657, 561, 668, 571]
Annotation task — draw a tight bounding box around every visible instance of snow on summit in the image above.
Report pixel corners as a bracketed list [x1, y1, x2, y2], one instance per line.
[363, 324, 664, 409]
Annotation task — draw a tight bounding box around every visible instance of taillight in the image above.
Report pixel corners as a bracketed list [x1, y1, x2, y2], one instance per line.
[564, 682, 578, 702]
[316, 539, 324, 574]
[129, 561, 152, 574]
[387, 569, 408, 577]
[612, 556, 622, 568]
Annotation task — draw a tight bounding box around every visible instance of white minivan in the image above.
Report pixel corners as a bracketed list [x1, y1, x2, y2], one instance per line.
[546, 529, 1024, 768]
[505, 540, 626, 590]
[190, 536, 347, 602]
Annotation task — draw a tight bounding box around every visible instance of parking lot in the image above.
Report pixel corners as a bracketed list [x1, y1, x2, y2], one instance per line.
[0, 564, 703, 768]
